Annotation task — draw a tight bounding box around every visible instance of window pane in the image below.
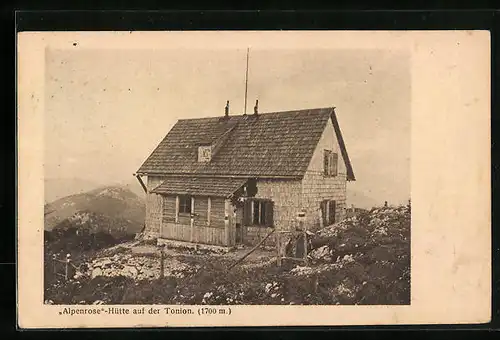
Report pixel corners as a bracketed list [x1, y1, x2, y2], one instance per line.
[179, 196, 191, 214]
[260, 202, 266, 225]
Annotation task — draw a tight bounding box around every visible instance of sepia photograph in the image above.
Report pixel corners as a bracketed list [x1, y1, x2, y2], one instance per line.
[17, 30, 490, 328]
[42, 45, 411, 306]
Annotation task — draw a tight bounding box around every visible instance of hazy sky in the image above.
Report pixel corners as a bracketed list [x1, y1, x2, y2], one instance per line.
[45, 47, 410, 204]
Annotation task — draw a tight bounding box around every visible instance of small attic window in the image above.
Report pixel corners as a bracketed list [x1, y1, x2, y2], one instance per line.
[198, 145, 212, 162]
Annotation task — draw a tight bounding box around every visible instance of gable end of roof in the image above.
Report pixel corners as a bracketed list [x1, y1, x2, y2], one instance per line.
[331, 110, 355, 181]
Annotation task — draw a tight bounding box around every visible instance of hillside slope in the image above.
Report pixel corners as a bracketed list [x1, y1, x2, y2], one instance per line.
[44, 186, 145, 236]
[45, 203, 410, 305]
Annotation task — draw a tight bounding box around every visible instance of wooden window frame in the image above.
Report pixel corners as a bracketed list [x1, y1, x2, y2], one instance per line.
[246, 199, 274, 228]
[323, 149, 339, 177]
[328, 200, 336, 225]
[198, 145, 212, 163]
[178, 195, 192, 215]
[321, 199, 337, 226]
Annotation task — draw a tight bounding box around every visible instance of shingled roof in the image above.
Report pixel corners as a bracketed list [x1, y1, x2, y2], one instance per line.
[137, 107, 355, 180]
[151, 177, 248, 197]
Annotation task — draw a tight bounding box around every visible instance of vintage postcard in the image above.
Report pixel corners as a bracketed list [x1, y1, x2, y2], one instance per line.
[17, 30, 490, 328]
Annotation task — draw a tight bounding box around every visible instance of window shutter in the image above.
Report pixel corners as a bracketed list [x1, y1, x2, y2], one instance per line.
[253, 201, 260, 225]
[243, 200, 252, 225]
[320, 200, 327, 226]
[332, 153, 338, 176]
[329, 200, 336, 225]
[324, 151, 329, 176]
[265, 201, 274, 227]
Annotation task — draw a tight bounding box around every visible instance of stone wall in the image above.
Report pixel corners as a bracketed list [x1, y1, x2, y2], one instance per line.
[144, 176, 165, 239]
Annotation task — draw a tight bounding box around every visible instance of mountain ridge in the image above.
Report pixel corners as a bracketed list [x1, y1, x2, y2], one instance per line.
[44, 185, 146, 236]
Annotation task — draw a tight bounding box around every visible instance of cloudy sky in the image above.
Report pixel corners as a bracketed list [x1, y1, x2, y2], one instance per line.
[44, 47, 410, 205]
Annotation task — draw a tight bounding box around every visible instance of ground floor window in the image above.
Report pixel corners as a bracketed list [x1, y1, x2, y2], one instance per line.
[179, 195, 192, 214]
[244, 199, 274, 227]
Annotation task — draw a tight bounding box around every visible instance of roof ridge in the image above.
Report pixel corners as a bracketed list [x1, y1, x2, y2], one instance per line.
[176, 107, 335, 122]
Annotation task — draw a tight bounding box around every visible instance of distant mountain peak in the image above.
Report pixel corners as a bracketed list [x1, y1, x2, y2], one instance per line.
[44, 184, 145, 235]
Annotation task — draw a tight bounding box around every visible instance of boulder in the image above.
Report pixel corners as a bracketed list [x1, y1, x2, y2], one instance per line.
[121, 265, 138, 278]
[91, 267, 103, 278]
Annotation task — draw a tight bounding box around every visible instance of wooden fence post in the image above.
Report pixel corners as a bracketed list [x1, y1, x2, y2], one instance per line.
[303, 230, 308, 265]
[224, 200, 230, 246]
[276, 232, 282, 266]
[190, 197, 195, 242]
[159, 244, 165, 278]
[52, 254, 57, 275]
[65, 253, 71, 281]
[190, 215, 194, 243]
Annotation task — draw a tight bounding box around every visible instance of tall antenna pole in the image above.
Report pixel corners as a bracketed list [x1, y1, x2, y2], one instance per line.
[244, 47, 249, 115]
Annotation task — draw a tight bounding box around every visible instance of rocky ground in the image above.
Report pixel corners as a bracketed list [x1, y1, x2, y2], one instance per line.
[44, 203, 410, 305]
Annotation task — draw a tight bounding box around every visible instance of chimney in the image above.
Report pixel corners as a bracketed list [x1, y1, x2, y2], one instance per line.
[225, 100, 229, 117]
[253, 99, 259, 115]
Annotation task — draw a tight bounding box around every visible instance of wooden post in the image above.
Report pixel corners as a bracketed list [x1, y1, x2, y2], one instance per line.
[159, 244, 165, 278]
[190, 197, 195, 242]
[65, 253, 71, 281]
[276, 232, 282, 266]
[224, 199, 230, 246]
[303, 230, 308, 265]
[159, 196, 164, 238]
[207, 197, 211, 226]
[175, 196, 179, 223]
[52, 254, 57, 275]
[190, 216, 194, 243]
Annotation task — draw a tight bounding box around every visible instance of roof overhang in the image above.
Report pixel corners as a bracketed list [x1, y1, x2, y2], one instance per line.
[150, 176, 250, 198]
[330, 110, 356, 181]
[136, 172, 303, 180]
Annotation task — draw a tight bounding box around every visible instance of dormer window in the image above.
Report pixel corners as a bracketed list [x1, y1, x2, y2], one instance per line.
[198, 145, 212, 162]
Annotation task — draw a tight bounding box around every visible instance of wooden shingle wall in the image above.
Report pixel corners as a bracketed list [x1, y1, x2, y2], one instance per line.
[302, 172, 347, 230]
[247, 179, 302, 246]
[144, 176, 165, 238]
[158, 195, 230, 246]
[162, 195, 176, 223]
[301, 118, 348, 230]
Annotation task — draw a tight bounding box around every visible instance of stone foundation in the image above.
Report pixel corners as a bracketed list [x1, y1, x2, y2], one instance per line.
[157, 237, 232, 253]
